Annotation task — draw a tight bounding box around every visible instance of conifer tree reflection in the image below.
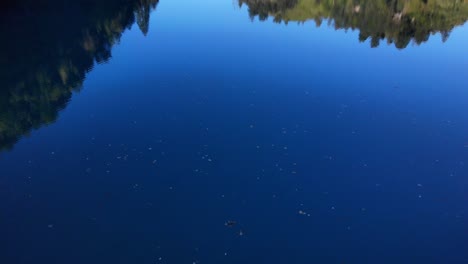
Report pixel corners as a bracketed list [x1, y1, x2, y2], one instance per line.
[0, 0, 159, 151]
[239, 0, 468, 49]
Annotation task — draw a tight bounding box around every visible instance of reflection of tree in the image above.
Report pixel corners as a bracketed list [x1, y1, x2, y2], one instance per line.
[239, 0, 468, 48]
[239, 0, 298, 22]
[137, 0, 159, 36]
[0, 0, 159, 152]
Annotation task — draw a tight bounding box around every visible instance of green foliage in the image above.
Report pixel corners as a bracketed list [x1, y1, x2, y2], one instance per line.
[239, 0, 468, 48]
[0, 0, 159, 152]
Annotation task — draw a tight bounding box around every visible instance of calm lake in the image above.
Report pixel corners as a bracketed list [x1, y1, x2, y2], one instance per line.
[1, 0, 468, 263]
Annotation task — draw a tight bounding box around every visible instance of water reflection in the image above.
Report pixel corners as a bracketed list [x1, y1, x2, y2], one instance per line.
[239, 0, 468, 48]
[0, 0, 158, 151]
[1, 0, 468, 152]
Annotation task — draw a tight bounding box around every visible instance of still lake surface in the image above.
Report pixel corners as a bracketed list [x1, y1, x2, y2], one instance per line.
[1, 0, 468, 263]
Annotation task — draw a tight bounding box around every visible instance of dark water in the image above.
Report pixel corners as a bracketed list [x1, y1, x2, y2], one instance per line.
[1, 0, 468, 263]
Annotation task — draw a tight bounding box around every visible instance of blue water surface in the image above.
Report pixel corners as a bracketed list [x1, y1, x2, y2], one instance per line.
[1, 0, 468, 263]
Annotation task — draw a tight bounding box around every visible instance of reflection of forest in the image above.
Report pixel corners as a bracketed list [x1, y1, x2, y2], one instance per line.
[239, 0, 468, 48]
[0, 0, 158, 151]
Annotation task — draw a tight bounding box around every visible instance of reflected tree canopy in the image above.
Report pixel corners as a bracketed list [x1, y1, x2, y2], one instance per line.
[1, 0, 467, 152]
[0, 0, 158, 152]
[239, 0, 468, 48]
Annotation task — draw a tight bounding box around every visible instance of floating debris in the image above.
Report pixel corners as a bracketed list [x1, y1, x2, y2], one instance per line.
[225, 220, 236, 227]
[298, 210, 310, 216]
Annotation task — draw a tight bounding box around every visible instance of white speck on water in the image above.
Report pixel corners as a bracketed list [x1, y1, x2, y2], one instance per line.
[48, 224, 53, 228]
[417, 184, 423, 187]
